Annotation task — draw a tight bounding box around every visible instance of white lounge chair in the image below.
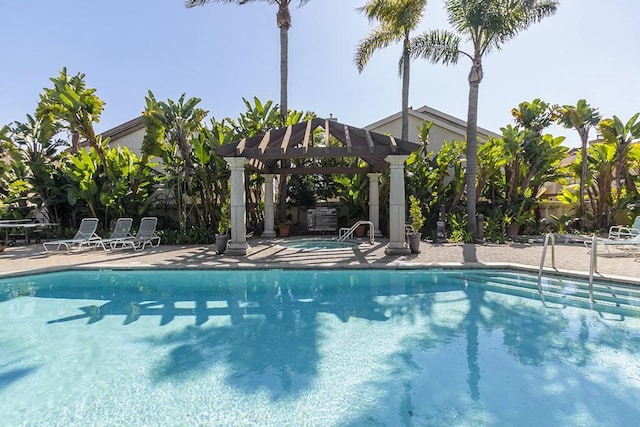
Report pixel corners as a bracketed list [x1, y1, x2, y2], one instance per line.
[86, 218, 134, 250]
[111, 217, 160, 251]
[585, 233, 640, 256]
[42, 218, 100, 252]
[608, 216, 640, 240]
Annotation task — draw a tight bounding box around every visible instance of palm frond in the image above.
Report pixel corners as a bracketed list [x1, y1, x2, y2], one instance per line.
[411, 29, 462, 65]
[444, 0, 558, 54]
[185, 0, 267, 8]
[354, 28, 398, 72]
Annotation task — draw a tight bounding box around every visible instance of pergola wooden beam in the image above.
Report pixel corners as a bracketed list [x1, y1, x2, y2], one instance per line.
[214, 116, 421, 174]
[389, 135, 398, 153]
[270, 166, 373, 175]
[365, 130, 375, 153]
[303, 119, 312, 152]
[258, 131, 271, 154]
[281, 125, 292, 153]
[344, 124, 352, 153]
[324, 119, 330, 152]
[235, 138, 246, 155]
[238, 146, 391, 159]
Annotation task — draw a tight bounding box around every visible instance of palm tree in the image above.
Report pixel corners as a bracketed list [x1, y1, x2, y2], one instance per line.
[556, 100, 601, 228]
[354, 0, 427, 141]
[411, 0, 558, 239]
[185, 0, 310, 120]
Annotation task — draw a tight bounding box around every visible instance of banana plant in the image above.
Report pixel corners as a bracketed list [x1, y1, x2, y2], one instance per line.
[406, 138, 467, 236]
[599, 113, 640, 201]
[36, 68, 107, 171]
[61, 148, 100, 218]
[99, 144, 159, 223]
[8, 115, 67, 216]
[142, 91, 208, 231]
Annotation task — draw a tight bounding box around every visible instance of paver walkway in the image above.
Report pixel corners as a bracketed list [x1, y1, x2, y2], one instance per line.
[1, 237, 639, 284]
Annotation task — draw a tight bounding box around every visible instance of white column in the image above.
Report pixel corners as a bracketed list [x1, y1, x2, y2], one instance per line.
[367, 172, 382, 237]
[385, 155, 411, 255]
[224, 157, 248, 256]
[262, 174, 276, 237]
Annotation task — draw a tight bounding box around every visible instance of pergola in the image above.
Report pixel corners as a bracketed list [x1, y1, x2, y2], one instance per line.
[215, 117, 421, 255]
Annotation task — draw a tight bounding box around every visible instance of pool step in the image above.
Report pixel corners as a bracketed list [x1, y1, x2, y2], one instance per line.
[473, 271, 640, 304]
[464, 271, 640, 316]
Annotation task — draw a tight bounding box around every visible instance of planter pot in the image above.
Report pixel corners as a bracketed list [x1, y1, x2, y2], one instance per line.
[354, 224, 366, 238]
[0, 245, 5, 253]
[506, 224, 519, 237]
[278, 225, 291, 237]
[408, 232, 422, 254]
[215, 234, 229, 254]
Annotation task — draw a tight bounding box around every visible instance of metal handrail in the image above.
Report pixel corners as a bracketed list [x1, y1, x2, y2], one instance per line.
[588, 234, 597, 303]
[337, 220, 375, 244]
[537, 233, 556, 305]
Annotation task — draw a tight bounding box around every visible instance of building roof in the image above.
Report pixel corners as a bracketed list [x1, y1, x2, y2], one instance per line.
[365, 105, 501, 140]
[99, 116, 144, 141]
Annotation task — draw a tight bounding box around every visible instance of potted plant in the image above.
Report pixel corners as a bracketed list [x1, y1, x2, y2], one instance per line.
[503, 204, 534, 238]
[215, 198, 230, 254]
[277, 219, 292, 237]
[408, 195, 425, 253]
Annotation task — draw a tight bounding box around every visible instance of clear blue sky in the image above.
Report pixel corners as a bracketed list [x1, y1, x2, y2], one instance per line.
[1, 0, 638, 148]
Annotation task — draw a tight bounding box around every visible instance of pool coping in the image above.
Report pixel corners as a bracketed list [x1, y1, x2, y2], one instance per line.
[3, 261, 639, 288]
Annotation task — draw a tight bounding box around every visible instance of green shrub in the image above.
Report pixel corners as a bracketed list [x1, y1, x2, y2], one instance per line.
[448, 213, 474, 243]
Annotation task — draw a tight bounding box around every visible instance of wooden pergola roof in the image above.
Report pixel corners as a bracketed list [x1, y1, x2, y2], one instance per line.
[215, 117, 421, 174]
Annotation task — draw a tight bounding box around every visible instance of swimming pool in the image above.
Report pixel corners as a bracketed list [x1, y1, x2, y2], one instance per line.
[2, 268, 640, 425]
[278, 239, 360, 250]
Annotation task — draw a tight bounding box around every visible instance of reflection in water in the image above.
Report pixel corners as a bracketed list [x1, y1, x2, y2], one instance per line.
[2, 269, 640, 425]
[465, 287, 482, 401]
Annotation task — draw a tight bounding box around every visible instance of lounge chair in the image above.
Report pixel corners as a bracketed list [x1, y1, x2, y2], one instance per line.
[86, 218, 134, 250]
[42, 218, 100, 252]
[608, 216, 640, 239]
[585, 233, 640, 256]
[111, 217, 161, 251]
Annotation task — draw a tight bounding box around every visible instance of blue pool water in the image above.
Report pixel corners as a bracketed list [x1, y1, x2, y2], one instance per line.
[278, 239, 360, 250]
[1, 269, 640, 426]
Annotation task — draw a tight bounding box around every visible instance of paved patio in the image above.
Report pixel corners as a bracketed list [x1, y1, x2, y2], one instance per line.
[1, 237, 640, 284]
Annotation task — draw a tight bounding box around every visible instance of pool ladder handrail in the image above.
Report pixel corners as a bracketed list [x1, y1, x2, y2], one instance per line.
[588, 234, 597, 303]
[538, 233, 596, 305]
[537, 233, 556, 305]
[338, 220, 375, 244]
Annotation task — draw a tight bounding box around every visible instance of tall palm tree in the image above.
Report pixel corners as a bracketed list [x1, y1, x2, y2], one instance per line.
[557, 100, 601, 227]
[354, 0, 427, 141]
[185, 0, 309, 120]
[411, 0, 558, 239]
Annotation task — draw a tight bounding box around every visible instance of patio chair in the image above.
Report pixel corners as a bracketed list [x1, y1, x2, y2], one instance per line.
[111, 217, 161, 251]
[585, 233, 640, 256]
[86, 218, 134, 250]
[608, 216, 640, 240]
[42, 218, 100, 252]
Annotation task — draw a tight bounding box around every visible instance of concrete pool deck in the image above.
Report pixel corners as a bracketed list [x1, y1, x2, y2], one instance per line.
[1, 236, 640, 284]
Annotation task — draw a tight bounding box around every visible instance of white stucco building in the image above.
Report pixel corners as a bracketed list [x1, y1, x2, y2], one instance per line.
[364, 105, 500, 151]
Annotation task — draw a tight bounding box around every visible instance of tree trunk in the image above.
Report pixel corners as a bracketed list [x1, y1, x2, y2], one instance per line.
[71, 132, 80, 153]
[401, 36, 410, 141]
[579, 133, 588, 229]
[276, 2, 291, 219]
[465, 59, 482, 240]
[277, 3, 290, 121]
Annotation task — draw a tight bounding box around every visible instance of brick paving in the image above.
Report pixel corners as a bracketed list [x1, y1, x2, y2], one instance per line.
[1, 236, 640, 285]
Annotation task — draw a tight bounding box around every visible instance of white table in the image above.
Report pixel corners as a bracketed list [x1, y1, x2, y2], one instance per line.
[0, 221, 58, 245]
